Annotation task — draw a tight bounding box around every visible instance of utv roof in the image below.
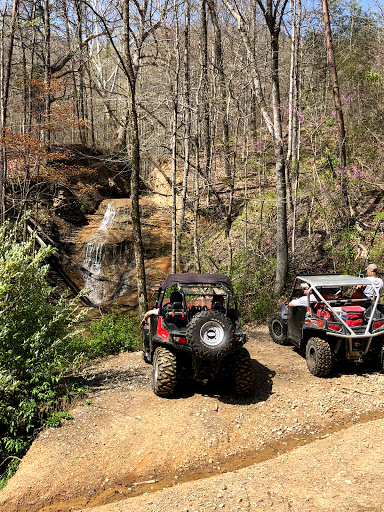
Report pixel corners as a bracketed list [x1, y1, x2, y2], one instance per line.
[161, 273, 234, 291]
[297, 274, 372, 287]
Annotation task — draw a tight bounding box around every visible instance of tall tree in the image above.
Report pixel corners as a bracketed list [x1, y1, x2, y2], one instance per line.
[287, 0, 302, 255]
[221, 0, 289, 296]
[0, 0, 20, 222]
[176, 0, 191, 272]
[321, 0, 346, 170]
[121, 0, 148, 315]
[200, 0, 212, 202]
[171, 3, 181, 273]
[207, 0, 235, 265]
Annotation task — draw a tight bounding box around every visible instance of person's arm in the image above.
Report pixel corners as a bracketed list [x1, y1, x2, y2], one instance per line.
[289, 296, 308, 307]
[140, 308, 159, 327]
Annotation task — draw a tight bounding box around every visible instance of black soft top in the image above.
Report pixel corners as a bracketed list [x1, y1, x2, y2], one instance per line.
[160, 273, 234, 292]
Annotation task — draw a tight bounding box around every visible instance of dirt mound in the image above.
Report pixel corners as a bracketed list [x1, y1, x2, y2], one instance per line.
[1, 326, 384, 512]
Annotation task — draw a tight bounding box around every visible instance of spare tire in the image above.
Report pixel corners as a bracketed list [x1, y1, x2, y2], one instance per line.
[186, 310, 235, 360]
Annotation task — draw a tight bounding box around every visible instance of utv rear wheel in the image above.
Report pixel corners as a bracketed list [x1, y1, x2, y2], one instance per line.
[186, 310, 235, 360]
[268, 314, 289, 345]
[233, 348, 253, 395]
[306, 337, 332, 377]
[151, 346, 177, 397]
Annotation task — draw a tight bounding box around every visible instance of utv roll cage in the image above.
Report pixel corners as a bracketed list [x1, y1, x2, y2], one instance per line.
[290, 274, 384, 339]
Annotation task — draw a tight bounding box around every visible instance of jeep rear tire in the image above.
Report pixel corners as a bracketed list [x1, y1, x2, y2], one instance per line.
[268, 314, 289, 345]
[306, 337, 332, 377]
[186, 310, 235, 360]
[233, 348, 253, 394]
[152, 346, 178, 397]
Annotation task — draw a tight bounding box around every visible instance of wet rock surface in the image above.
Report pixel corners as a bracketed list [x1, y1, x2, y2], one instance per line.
[1, 326, 384, 512]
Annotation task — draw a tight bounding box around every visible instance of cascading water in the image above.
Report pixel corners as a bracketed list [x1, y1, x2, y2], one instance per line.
[99, 202, 116, 229]
[70, 195, 172, 308]
[82, 202, 116, 305]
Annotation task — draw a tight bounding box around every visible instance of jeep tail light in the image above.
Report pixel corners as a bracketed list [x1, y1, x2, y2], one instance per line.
[174, 336, 187, 345]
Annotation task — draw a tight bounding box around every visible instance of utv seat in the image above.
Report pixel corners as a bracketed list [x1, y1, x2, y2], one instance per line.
[164, 302, 187, 327]
[212, 301, 224, 312]
[313, 293, 330, 318]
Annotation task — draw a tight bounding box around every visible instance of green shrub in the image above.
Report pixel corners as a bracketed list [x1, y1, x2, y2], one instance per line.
[229, 250, 277, 323]
[0, 458, 20, 490]
[84, 313, 141, 357]
[0, 219, 141, 487]
[44, 411, 73, 429]
[0, 218, 84, 466]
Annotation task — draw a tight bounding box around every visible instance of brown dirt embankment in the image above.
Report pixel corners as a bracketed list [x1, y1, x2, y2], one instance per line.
[1, 326, 384, 512]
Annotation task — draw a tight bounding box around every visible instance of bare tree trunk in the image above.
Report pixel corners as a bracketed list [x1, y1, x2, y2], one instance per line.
[122, 0, 148, 315]
[269, 27, 289, 296]
[193, 136, 201, 272]
[171, 3, 181, 274]
[176, 0, 191, 272]
[286, 0, 298, 214]
[128, 99, 148, 314]
[75, 0, 87, 145]
[321, 0, 354, 222]
[207, 0, 234, 266]
[321, 0, 346, 171]
[200, 0, 212, 198]
[0, 0, 20, 222]
[287, 0, 302, 256]
[42, 0, 51, 147]
[221, 0, 289, 295]
[171, 100, 178, 274]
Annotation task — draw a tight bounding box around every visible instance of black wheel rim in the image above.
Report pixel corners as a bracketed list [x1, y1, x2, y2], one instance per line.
[307, 345, 316, 369]
[272, 320, 282, 337]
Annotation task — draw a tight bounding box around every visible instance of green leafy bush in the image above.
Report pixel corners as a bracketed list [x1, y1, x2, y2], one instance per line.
[83, 313, 141, 357]
[0, 458, 20, 490]
[0, 219, 142, 488]
[229, 250, 277, 323]
[0, 219, 83, 463]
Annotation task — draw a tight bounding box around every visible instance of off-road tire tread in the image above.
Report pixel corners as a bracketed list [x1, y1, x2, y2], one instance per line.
[268, 314, 289, 345]
[233, 348, 253, 394]
[152, 346, 177, 396]
[306, 337, 332, 377]
[186, 310, 235, 360]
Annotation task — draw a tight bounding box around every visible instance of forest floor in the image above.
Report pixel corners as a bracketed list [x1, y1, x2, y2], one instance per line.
[1, 325, 384, 512]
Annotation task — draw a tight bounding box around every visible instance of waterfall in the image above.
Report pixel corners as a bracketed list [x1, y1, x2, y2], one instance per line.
[82, 202, 116, 305]
[99, 202, 116, 229]
[70, 195, 172, 309]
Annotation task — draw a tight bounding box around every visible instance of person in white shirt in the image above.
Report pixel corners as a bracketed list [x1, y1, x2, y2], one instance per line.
[289, 283, 317, 307]
[358, 264, 383, 300]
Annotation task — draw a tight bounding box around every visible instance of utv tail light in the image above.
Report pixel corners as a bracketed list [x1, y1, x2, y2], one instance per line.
[174, 336, 187, 345]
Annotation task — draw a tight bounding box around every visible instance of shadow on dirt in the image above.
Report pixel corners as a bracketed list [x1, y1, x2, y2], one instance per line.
[171, 358, 275, 405]
[332, 359, 382, 378]
[69, 366, 149, 393]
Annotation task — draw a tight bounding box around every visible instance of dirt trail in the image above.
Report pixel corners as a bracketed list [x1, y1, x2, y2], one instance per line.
[1, 326, 384, 512]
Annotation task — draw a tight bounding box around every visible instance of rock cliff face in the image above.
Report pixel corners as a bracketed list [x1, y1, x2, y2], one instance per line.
[27, 145, 178, 308]
[66, 197, 172, 308]
[43, 149, 174, 309]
